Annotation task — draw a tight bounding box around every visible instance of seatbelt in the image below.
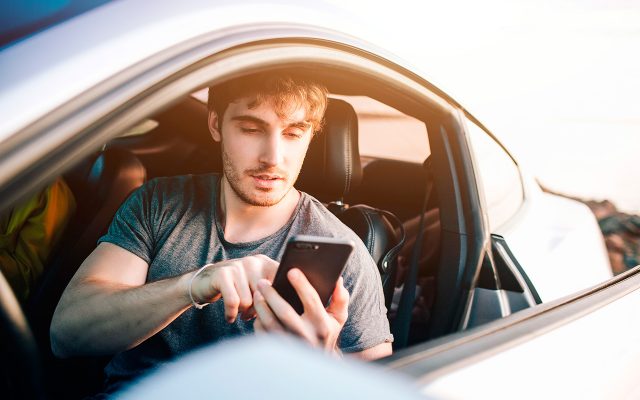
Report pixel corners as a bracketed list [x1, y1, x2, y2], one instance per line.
[378, 209, 406, 277]
[392, 157, 433, 349]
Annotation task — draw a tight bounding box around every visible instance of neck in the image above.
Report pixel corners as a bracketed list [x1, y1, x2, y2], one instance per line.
[219, 176, 300, 243]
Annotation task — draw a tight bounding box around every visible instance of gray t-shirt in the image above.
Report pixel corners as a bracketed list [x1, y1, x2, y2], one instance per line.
[98, 174, 392, 386]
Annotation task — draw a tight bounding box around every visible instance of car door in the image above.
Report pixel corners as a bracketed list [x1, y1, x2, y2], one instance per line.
[383, 265, 640, 399]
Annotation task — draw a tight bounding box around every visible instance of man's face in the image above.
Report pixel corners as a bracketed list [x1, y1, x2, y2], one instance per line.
[210, 97, 313, 207]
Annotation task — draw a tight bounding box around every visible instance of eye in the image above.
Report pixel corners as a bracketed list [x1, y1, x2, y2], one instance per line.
[241, 128, 260, 134]
[284, 129, 304, 139]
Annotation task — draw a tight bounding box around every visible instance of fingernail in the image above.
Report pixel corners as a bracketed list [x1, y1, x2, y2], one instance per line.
[243, 311, 257, 321]
[257, 279, 270, 289]
[288, 268, 300, 279]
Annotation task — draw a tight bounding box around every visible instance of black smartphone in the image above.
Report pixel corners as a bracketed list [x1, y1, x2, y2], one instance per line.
[272, 235, 355, 314]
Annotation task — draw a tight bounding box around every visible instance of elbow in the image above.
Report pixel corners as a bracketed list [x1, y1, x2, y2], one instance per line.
[49, 307, 74, 358]
[50, 334, 69, 359]
[50, 318, 69, 358]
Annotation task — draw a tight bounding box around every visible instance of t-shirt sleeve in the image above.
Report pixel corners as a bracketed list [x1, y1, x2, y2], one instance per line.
[338, 239, 394, 353]
[98, 180, 158, 264]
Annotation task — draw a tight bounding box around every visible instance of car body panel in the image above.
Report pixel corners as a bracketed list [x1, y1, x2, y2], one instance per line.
[395, 267, 640, 399]
[496, 172, 612, 302]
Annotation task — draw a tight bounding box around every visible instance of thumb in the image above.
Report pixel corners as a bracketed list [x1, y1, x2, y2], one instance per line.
[326, 277, 349, 325]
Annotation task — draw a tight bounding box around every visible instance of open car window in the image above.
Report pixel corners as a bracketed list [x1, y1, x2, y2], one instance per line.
[332, 95, 430, 164]
[465, 117, 524, 230]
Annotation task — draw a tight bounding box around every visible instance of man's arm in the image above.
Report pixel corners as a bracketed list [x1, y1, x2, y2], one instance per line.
[50, 243, 193, 357]
[51, 243, 278, 358]
[351, 342, 392, 361]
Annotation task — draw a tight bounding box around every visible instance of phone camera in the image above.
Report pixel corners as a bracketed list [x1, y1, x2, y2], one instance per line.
[294, 243, 319, 250]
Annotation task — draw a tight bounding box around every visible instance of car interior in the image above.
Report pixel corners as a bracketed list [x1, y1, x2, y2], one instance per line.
[4, 66, 459, 399]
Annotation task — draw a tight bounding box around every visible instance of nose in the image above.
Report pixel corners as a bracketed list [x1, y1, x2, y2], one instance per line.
[259, 131, 284, 167]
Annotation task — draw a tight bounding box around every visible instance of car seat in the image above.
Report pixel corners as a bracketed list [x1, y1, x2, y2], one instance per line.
[26, 146, 146, 399]
[297, 99, 405, 309]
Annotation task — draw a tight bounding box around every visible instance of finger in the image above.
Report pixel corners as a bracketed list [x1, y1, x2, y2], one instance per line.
[287, 269, 325, 317]
[233, 268, 253, 313]
[253, 254, 279, 281]
[215, 272, 241, 323]
[263, 257, 279, 281]
[326, 277, 349, 325]
[243, 256, 263, 292]
[242, 305, 257, 321]
[252, 289, 284, 332]
[257, 279, 317, 345]
[253, 316, 265, 333]
[245, 255, 278, 292]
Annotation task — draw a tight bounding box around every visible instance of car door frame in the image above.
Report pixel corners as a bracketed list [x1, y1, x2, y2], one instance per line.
[382, 265, 640, 398]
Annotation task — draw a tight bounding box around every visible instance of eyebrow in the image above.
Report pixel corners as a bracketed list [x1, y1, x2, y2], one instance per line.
[230, 115, 311, 130]
[288, 121, 312, 130]
[230, 115, 268, 126]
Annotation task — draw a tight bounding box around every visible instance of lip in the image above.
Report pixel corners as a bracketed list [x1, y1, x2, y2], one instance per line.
[251, 174, 283, 189]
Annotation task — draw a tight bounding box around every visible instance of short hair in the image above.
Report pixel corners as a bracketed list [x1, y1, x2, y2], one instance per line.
[208, 72, 328, 133]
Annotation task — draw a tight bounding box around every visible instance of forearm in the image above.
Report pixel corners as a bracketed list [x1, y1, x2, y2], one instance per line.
[351, 342, 392, 361]
[50, 271, 194, 358]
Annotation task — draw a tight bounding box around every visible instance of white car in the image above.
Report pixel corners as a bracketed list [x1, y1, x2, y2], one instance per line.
[1, 1, 630, 399]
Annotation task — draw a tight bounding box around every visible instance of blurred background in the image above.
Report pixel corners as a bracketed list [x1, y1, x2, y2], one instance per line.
[331, 0, 640, 214]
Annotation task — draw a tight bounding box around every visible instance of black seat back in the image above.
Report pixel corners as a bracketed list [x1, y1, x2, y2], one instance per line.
[297, 99, 362, 203]
[298, 98, 404, 309]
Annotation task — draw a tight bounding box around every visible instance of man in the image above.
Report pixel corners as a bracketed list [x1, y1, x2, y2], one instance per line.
[51, 73, 393, 393]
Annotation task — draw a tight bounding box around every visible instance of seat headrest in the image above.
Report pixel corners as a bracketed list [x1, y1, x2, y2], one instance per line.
[296, 98, 362, 201]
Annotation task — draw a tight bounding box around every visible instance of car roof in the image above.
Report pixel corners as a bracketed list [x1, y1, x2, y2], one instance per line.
[0, 1, 380, 141]
[0, 0, 461, 145]
[0, 0, 113, 49]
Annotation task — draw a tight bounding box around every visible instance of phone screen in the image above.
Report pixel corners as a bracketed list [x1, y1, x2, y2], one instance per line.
[272, 235, 354, 314]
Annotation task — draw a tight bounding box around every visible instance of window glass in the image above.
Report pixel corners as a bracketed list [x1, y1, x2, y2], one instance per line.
[466, 118, 523, 229]
[332, 95, 429, 163]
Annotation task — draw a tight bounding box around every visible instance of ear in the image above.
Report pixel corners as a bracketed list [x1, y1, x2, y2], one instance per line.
[208, 110, 222, 142]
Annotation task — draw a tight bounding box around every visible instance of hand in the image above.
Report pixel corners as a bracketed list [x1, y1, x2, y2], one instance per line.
[190, 255, 278, 323]
[253, 268, 350, 354]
